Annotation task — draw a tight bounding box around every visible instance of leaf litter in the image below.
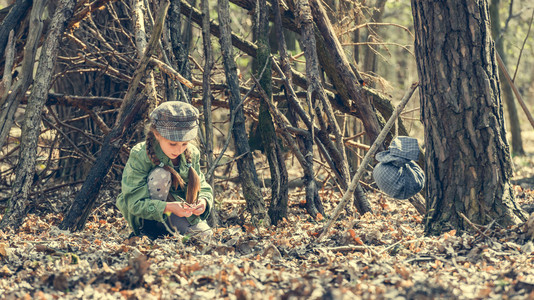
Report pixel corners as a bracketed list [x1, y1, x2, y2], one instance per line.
[1, 159, 534, 299]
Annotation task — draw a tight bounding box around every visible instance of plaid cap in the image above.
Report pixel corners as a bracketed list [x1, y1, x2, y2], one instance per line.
[375, 136, 420, 163]
[373, 136, 424, 199]
[149, 101, 199, 142]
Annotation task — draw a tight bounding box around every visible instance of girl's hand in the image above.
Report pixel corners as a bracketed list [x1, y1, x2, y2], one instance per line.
[164, 202, 193, 218]
[192, 198, 207, 216]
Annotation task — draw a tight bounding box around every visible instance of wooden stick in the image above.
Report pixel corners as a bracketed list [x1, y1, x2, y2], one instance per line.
[316, 82, 419, 243]
[324, 245, 367, 252]
[496, 51, 534, 130]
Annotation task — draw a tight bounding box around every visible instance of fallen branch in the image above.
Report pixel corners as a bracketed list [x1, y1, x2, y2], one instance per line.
[496, 51, 534, 130]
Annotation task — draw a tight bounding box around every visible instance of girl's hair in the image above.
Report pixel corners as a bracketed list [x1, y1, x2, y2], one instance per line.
[145, 125, 201, 204]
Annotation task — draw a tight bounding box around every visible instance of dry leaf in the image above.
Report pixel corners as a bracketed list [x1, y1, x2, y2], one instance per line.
[0, 265, 12, 276]
[0, 243, 7, 257]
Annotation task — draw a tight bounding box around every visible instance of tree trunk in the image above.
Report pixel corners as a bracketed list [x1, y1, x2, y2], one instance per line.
[272, 0, 324, 219]
[217, 0, 268, 225]
[168, 0, 192, 102]
[411, 0, 526, 235]
[0, 0, 31, 61]
[254, 0, 288, 226]
[0, 30, 14, 105]
[200, 0, 217, 227]
[133, 0, 158, 106]
[0, 0, 76, 229]
[489, 0, 524, 156]
[60, 0, 170, 231]
[362, 0, 387, 74]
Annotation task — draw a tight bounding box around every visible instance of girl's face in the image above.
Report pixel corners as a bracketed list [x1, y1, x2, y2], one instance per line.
[154, 131, 189, 160]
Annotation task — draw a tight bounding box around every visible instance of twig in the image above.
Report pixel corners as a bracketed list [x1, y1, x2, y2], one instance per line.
[330, 134, 370, 150]
[340, 22, 414, 38]
[405, 255, 448, 264]
[405, 256, 433, 263]
[501, 0, 515, 36]
[0, 145, 20, 161]
[149, 57, 193, 88]
[512, 8, 534, 82]
[41, 117, 96, 163]
[316, 82, 419, 243]
[324, 245, 367, 252]
[68, 0, 118, 29]
[80, 106, 111, 134]
[29, 180, 85, 197]
[459, 212, 489, 238]
[341, 41, 414, 56]
[45, 106, 103, 146]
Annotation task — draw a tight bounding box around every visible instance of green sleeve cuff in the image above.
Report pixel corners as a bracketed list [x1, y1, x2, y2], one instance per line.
[146, 200, 168, 223]
[199, 197, 211, 220]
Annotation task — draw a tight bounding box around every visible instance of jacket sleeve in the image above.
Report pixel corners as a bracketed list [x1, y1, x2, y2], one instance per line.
[192, 146, 214, 220]
[121, 147, 167, 223]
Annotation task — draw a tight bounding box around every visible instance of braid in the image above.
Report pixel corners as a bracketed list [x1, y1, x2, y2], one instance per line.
[184, 146, 201, 204]
[146, 130, 185, 190]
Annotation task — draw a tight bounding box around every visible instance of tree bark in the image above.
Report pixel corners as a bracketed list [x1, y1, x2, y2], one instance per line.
[133, 0, 158, 107]
[254, 0, 288, 226]
[60, 0, 170, 231]
[411, 0, 526, 235]
[0, 0, 75, 229]
[200, 0, 217, 227]
[489, 0, 524, 156]
[0, 30, 14, 103]
[168, 0, 192, 102]
[217, 0, 268, 225]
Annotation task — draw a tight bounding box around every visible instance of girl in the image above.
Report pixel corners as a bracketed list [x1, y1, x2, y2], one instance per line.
[116, 101, 213, 240]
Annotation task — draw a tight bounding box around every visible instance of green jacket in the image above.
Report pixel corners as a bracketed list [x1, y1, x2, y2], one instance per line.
[116, 141, 213, 235]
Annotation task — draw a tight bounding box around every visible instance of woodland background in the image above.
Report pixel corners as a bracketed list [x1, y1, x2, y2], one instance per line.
[0, 0, 534, 298]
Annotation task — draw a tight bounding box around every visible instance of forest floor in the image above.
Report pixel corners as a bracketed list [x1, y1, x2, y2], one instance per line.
[1, 147, 534, 299]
